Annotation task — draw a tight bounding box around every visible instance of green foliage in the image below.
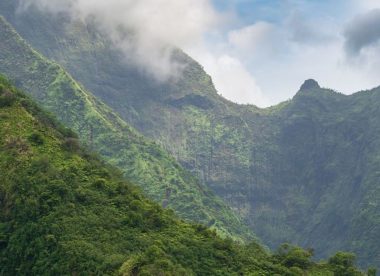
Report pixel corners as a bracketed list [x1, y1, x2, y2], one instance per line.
[273, 244, 313, 270]
[0, 87, 16, 107]
[329, 252, 357, 267]
[0, 79, 357, 275]
[368, 267, 377, 276]
[28, 133, 44, 145]
[62, 137, 81, 152]
[328, 252, 362, 276]
[0, 15, 254, 243]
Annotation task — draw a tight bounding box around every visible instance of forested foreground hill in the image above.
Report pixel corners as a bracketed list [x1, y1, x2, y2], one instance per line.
[0, 15, 254, 242]
[0, 77, 368, 275]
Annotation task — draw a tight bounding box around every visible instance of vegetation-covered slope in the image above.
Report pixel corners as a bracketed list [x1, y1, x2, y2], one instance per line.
[1, 1, 379, 269]
[1, 76, 366, 275]
[0, 15, 254, 242]
[251, 83, 380, 268]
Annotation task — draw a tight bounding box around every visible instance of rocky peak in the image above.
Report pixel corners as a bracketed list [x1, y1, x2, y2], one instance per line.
[300, 79, 320, 91]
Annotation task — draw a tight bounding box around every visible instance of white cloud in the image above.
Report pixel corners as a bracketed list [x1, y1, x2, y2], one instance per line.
[19, 0, 219, 81]
[186, 22, 272, 106]
[222, 5, 380, 103]
[18, 0, 380, 107]
[358, 0, 380, 10]
[199, 53, 268, 106]
[19, 0, 270, 106]
[228, 22, 275, 54]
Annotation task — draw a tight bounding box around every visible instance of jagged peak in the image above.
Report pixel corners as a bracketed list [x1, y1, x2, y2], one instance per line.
[300, 79, 320, 91]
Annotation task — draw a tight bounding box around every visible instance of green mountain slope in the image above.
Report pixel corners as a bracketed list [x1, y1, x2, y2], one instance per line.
[1, 1, 379, 269]
[0, 15, 254, 242]
[250, 82, 380, 268]
[0, 76, 363, 275]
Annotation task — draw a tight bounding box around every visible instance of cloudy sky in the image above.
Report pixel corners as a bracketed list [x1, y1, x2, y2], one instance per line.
[23, 0, 380, 107]
[185, 0, 380, 106]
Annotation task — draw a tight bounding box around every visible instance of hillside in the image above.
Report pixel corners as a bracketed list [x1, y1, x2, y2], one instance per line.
[0, 15, 254, 242]
[249, 82, 380, 267]
[0, 76, 365, 275]
[1, 0, 379, 269]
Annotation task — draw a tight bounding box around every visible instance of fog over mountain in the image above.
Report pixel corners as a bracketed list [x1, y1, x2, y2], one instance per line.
[19, 0, 218, 81]
[19, 0, 380, 106]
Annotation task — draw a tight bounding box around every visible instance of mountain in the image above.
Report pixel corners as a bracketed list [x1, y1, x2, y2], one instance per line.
[249, 82, 380, 268]
[0, 15, 254, 242]
[1, 76, 364, 275]
[0, 0, 379, 270]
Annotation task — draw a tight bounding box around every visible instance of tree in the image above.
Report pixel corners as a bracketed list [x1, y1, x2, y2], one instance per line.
[328, 252, 361, 276]
[273, 243, 313, 269]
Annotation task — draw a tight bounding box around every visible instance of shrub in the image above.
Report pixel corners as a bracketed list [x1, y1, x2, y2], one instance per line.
[273, 244, 313, 270]
[62, 137, 80, 152]
[28, 133, 44, 146]
[0, 90, 16, 107]
[4, 137, 29, 154]
[92, 178, 107, 190]
[328, 252, 356, 267]
[61, 127, 78, 139]
[368, 267, 377, 276]
[328, 252, 361, 276]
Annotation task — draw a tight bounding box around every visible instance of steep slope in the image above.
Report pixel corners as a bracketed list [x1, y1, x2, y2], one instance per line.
[0, 76, 363, 275]
[1, 1, 379, 269]
[251, 83, 380, 268]
[0, 2, 258, 216]
[0, 15, 254, 242]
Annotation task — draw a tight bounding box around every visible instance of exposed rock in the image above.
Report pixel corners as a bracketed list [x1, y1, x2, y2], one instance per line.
[300, 79, 320, 91]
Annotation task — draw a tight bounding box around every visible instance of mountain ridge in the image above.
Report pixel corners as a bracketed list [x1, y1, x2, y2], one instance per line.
[0, 14, 255, 242]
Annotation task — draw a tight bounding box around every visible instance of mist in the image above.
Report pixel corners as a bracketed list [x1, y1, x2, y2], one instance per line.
[17, 0, 380, 107]
[18, 0, 218, 81]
